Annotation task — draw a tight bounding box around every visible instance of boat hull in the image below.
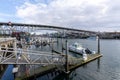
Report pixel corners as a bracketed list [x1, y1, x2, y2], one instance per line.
[69, 47, 84, 55]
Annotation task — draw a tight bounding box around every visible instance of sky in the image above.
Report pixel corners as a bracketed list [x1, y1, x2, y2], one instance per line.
[0, 0, 120, 32]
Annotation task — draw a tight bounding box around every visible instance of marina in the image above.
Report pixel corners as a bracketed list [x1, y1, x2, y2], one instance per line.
[0, 22, 102, 80]
[1, 0, 120, 80]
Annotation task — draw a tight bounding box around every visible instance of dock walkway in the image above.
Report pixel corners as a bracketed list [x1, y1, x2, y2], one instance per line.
[15, 53, 102, 80]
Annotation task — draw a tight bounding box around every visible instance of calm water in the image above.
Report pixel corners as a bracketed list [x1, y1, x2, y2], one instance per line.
[36, 39, 120, 80]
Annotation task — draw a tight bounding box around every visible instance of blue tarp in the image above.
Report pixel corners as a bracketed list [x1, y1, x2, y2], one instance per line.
[1, 65, 14, 80]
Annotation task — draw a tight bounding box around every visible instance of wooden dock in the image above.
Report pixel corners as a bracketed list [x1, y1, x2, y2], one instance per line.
[69, 53, 102, 71]
[15, 53, 102, 80]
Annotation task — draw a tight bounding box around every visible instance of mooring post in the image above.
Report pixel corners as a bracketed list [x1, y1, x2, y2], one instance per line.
[62, 38, 64, 52]
[57, 33, 59, 44]
[97, 35, 100, 54]
[13, 38, 17, 58]
[41, 37, 42, 49]
[51, 38, 53, 52]
[65, 39, 69, 74]
[49, 37, 50, 45]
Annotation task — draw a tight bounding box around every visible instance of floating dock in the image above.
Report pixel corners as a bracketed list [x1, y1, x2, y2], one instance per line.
[15, 53, 102, 80]
[69, 53, 102, 71]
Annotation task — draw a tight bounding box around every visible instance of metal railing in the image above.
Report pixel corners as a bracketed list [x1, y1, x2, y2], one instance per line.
[0, 47, 65, 65]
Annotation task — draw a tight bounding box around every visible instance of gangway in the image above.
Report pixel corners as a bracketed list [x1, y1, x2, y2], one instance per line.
[0, 47, 65, 65]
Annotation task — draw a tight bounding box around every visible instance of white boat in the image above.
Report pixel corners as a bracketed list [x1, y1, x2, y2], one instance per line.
[69, 42, 95, 55]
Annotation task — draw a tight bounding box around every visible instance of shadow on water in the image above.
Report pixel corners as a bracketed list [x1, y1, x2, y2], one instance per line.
[97, 58, 100, 72]
[49, 70, 79, 80]
[36, 71, 77, 80]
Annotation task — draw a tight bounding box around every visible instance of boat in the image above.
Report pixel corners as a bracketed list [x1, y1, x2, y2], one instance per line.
[35, 40, 41, 48]
[69, 42, 95, 55]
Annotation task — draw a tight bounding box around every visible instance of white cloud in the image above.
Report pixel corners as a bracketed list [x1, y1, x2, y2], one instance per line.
[16, 0, 120, 31]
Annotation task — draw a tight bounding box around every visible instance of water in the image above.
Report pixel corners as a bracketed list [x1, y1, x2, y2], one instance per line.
[36, 39, 120, 80]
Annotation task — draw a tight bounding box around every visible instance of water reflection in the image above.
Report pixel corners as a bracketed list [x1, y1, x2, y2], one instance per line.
[97, 58, 100, 72]
[37, 70, 78, 80]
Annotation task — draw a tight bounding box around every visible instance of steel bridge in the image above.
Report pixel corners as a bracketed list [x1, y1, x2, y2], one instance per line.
[0, 22, 97, 34]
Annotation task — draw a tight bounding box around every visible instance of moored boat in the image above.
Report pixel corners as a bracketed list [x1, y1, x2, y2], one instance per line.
[69, 42, 95, 55]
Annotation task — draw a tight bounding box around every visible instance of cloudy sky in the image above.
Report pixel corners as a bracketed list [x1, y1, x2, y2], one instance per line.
[0, 0, 120, 32]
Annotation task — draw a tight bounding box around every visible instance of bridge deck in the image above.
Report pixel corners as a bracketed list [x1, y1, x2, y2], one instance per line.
[0, 22, 96, 33]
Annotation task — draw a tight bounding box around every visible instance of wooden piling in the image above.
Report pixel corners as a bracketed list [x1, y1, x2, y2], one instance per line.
[51, 38, 53, 53]
[97, 36, 100, 54]
[65, 39, 69, 74]
[62, 38, 64, 52]
[13, 38, 17, 58]
[57, 33, 59, 44]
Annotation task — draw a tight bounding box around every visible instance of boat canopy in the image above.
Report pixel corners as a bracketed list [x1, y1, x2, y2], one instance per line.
[72, 42, 82, 48]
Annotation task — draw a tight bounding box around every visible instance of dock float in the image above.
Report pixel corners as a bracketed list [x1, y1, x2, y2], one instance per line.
[15, 53, 102, 80]
[69, 53, 102, 71]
